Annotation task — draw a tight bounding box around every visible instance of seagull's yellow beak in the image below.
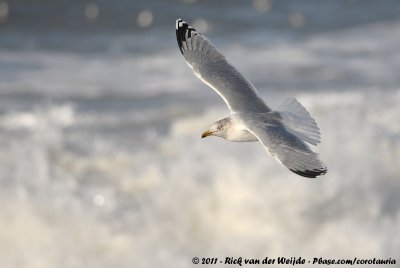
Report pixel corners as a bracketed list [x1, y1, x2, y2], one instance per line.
[201, 130, 215, 138]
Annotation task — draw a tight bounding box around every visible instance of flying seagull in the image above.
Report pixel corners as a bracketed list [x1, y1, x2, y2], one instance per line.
[175, 19, 327, 178]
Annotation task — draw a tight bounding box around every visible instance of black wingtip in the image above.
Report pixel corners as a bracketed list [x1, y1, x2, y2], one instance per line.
[175, 19, 186, 54]
[290, 167, 327, 178]
[176, 18, 183, 30]
[176, 18, 198, 55]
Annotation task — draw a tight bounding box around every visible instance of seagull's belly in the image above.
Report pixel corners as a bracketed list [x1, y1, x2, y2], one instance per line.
[226, 129, 258, 142]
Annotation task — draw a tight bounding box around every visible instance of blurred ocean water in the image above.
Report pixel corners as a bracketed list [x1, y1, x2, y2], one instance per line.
[0, 1, 399, 267]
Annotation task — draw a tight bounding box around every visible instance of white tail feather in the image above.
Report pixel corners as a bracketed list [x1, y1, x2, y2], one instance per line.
[277, 98, 321, 146]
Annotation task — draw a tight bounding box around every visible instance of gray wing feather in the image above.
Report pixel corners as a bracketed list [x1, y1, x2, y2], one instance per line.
[176, 19, 270, 114]
[242, 114, 327, 178]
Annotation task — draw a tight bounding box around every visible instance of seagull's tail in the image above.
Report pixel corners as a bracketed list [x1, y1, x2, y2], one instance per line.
[277, 97, 321, 146]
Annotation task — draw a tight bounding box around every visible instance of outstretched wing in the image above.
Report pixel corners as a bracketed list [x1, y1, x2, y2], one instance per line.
[176, 19, 270, 114]
[242, 114, 327, 178]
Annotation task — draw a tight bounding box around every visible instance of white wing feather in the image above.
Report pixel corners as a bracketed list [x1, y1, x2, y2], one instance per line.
[176, 19, 270, 114]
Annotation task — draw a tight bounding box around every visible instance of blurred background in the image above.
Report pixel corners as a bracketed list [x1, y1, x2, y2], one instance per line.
[0, 0, 399, 267]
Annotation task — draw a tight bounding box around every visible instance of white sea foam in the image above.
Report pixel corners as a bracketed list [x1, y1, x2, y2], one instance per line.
[0, 88, 398, 267]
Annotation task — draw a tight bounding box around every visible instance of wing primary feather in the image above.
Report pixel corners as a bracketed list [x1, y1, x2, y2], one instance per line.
[290, 168, 327, 178]
[176, 19, 184, 54]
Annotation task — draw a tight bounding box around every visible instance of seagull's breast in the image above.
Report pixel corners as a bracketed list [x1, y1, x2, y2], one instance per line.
[225, 115, 258, 142]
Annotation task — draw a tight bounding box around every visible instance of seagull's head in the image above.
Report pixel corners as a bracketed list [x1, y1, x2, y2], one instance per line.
[201, 118, 231, 139]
